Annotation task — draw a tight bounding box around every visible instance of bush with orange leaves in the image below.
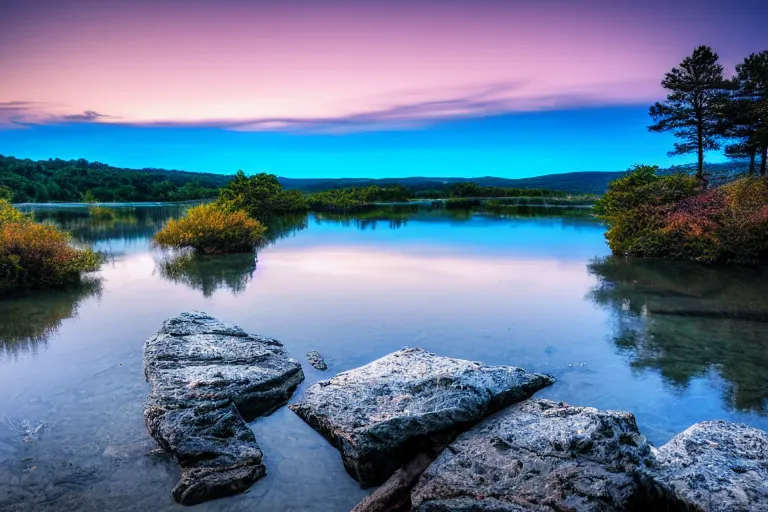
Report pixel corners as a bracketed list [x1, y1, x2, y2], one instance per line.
[0, 200, 104, 294]
[596, 167, 768, 264]
[153, 202, 266, 254]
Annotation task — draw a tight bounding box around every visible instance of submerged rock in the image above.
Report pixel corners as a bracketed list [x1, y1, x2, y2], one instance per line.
[289, 348, 554, 486]
[411, 399, 654, 512]
[143, 312, 304, 505]
[306, 350, 329, 371]
[648, 420, 768, 512]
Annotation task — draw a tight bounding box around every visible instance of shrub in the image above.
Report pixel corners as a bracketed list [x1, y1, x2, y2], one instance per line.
[0, 200, 29, 224]
[596, 166, 768, 263]
[153, 202, 266, 254]
[0, 201, 104, 294]
[218, 171, 307, 221]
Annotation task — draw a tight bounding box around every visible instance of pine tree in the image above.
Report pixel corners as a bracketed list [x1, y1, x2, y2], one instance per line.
[734, 52, 768, 176]
[649, 46, 729, 182]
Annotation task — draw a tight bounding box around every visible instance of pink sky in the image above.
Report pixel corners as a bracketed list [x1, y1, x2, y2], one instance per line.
[1, 0, 765, 129]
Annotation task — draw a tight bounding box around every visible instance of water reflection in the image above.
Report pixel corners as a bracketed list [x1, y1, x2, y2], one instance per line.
[0, 278, 102, 359]
[262, 213, 309, 245]
[588, 257, 768, 413]
[23, 204, 190, 256]
[314, 205, 416, 230]
[155, 252, 257, 298]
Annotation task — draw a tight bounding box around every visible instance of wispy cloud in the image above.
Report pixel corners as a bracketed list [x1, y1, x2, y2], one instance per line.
[0, 104, 118, 128]
[1, 81, 654, 133]
[120, 80, 656, 134]
[62, 110, 114, 122]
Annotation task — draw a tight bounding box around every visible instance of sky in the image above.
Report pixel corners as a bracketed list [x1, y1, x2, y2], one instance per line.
[1, 0, 766, 178]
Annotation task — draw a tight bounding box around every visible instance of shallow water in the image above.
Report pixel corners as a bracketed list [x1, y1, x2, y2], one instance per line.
[1, 204, 767, 511]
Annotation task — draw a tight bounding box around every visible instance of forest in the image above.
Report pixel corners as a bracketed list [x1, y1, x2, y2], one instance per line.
[0, 155, 227, 203]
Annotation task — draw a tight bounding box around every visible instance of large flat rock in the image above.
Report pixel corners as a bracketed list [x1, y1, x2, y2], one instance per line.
[411, 399, 654, 512]
[649, 420, 768, 512]
[289, 348, 554, 486]
[143, 312, 304, 505]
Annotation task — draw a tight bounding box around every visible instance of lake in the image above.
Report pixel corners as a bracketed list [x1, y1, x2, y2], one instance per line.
[1, 204, 767, 511]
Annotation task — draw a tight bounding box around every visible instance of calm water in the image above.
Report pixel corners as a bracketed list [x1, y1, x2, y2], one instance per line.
[1, 204, 767, 511]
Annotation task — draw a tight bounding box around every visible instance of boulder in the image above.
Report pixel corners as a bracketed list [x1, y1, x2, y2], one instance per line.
[143, 312, 304, 505]
[648, 420, 768, 512]
[411, 399, 654, 512]
[289, 348, 554, 486]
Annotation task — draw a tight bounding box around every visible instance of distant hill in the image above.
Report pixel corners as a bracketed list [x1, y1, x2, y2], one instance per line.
[278, 172, 625, 195]
[2, 153, 753, 202]
[278, 162, 753, 195]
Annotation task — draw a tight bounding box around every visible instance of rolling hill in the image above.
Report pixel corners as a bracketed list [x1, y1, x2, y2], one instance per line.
[2, 154, 752, 202]
[277, 172, 625, 195]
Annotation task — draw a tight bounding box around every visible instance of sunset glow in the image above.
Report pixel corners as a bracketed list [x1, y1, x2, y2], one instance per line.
[1, 0, 765, 175]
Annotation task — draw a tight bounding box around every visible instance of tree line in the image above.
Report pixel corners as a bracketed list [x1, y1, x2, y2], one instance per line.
[0, 155, 226, 203]
[650, 46, 768, 181]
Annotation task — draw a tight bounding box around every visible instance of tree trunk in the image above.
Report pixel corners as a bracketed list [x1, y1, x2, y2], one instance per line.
[696, 116, 705, 186]
[749, 148, 756, 175]
[761, 146, 767, 177]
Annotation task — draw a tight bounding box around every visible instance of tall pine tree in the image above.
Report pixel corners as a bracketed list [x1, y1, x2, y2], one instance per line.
[649, 46, 729, 182]
[734, 51, 768, 176]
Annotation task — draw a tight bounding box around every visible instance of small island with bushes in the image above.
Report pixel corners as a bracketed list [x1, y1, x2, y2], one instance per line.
[0, 193, 104, 294]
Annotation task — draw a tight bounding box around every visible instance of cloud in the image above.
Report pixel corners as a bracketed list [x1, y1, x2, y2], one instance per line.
[62, 110, 113, 121]
[0, 80, 654, 133]
[0, 104, 119, 128]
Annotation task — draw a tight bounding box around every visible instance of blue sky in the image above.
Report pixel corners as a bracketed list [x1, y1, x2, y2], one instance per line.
[0, 106, 715, 178]
[2, 0, 761, 179]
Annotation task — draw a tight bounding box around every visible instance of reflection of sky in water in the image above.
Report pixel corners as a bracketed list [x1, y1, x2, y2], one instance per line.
[0, 205, 766, 511]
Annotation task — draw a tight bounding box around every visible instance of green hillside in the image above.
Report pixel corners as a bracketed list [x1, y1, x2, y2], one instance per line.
[0, 155, 230, 203]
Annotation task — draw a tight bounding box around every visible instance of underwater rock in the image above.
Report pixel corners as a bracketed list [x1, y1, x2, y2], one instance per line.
[143, 311, 304, 505]
[306, 350, 329, 371]
[648, 420, 768, 512]
[411, 399, 654, 512]
[290, 347, 553, 486]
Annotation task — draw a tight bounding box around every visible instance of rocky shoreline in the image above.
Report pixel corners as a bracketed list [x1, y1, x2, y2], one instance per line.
[143, 313, 768, 510]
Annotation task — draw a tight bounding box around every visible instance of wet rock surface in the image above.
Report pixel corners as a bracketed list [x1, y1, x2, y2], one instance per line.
[142, 311, 304, 505]
[648, 420, 768, 512]
[411, 399, 654, 512]
[306, 350, 329, 371]
[290, 348, 554, 487]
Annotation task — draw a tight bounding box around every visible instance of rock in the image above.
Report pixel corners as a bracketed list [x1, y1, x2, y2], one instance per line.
[351, 453, 435, 512]
[411, 399, 654, 512]
[307, 350, 329, 371]
[648, 420, 768, 512]
[143, 311, 304, 505]
[289, 347, 554, 486]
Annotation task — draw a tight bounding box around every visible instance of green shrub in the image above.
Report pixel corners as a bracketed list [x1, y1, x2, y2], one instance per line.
[596, 166, 768, 263]
[218, 171, 307, 221]
[0, 200, 104, 294]
[0, 200, 29, 224]
[153, 202, 266, 254]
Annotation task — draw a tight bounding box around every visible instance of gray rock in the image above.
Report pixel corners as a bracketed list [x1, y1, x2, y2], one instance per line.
[143, 311, 304, 505]
[289, 348, 554, 486]
[307, 350, 329, 371]
[411, 399, 654, 512]
[648, 420, 768, 512]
